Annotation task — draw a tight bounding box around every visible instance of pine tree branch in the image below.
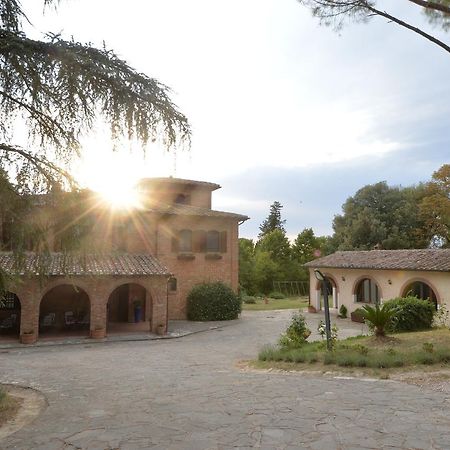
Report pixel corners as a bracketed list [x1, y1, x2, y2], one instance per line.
[408, 0, 450, 16]
[366, 4, 450, 53]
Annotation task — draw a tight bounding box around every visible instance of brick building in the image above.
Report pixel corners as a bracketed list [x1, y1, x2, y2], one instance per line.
[0, 178, 248, 343]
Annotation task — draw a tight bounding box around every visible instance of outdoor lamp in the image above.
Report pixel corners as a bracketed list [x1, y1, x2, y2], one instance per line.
[314, 269, 332, 350]
[314, 269, 325, 282]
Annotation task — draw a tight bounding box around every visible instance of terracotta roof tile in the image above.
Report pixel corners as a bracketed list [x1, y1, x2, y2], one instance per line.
[0, 252, 170, 277]
[146, 203, 249, 221]
[304, 249, 450, 272]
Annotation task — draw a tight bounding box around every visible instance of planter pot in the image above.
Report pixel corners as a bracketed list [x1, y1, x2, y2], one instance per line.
[90, 328, 106, 339]
[20, 333, 36, 345]
[308, 305, 317, 313]
[134, 306, 142, 323]
[156, 324, 165, 336]
[351, 312, 365, 323]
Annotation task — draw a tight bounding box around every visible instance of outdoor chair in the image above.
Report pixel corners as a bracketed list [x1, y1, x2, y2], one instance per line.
[64, 311, 76, 326]
[0, 315, 14, 330]
[40, 312, 56, 329]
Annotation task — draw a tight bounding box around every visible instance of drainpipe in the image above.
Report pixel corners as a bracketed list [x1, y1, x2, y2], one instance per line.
[165, 275, 171, 333]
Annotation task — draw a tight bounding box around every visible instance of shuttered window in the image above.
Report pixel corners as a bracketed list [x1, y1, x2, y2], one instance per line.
[206, 230, 220, 252]
[179, 229, 192, 252]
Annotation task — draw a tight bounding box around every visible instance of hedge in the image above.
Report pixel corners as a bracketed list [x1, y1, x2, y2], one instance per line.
[187, 282, 241, 321]
[384, 296, 435, 332]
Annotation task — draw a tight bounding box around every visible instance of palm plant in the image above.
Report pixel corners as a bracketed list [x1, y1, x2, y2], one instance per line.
[362, 303, 396, 337]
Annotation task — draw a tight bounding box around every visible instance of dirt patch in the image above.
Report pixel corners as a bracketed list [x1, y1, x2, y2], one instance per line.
[0, 393, 22, 427]
[0, 384, 47, 440]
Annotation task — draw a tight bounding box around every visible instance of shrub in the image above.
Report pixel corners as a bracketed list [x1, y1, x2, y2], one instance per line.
[279, 312, 311, 348]
[243, 296, 257, 304]
[433, 304, 449, 328]
[338, 304, 348, 319]
[384, 296, 434, 332]
[268, 291, 286, 299]
[362, 303, 396, 337]
[187, 282, 241, 321]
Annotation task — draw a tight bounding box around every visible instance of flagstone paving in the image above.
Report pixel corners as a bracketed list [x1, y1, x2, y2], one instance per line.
[1, 310, 449, 449]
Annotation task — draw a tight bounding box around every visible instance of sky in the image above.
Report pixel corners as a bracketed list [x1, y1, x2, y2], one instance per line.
[22, 0, 450, 239]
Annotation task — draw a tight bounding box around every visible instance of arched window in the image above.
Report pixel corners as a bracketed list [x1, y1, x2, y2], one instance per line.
[179, 229, 192, 252]
[206, 230, 220, 252]
[355, 278, 380, 304]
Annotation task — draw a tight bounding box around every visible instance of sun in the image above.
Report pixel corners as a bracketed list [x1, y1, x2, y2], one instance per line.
[76, 148, 144, 209]
[97, 181, 141, 209]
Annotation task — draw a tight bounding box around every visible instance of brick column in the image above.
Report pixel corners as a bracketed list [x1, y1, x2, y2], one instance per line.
[15, 279, 40, 344]
[147, 277, 168, 334]
[89, 280, 109, 339]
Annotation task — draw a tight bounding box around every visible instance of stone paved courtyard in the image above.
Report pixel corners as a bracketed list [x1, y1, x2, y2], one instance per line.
[1, 310, 450, 449]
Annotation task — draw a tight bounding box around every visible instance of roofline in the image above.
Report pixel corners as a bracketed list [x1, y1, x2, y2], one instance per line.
[305, 264, 449, 273]
[138, 177, 221, 191]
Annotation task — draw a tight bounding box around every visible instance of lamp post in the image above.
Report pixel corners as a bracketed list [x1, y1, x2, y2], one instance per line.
[314, 269, 332, 350]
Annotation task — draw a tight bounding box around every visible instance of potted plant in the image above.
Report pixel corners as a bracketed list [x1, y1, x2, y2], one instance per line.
[350, 308, 365, 323]
[133, 300, 143, 323]
[20, 330, 36, 345]
[90, 327, 106, 339]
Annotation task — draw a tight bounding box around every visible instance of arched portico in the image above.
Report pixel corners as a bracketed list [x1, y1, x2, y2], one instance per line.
[39, 284, 90, 338]
[314, 274, 339, 310]
[107, 282, 152, 334]
[401, 279, 439, 309]
[0, 291, 21, 340]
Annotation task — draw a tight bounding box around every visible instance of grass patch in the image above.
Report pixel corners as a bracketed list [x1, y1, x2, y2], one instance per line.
[242, 296, 309, 311]
[0, 387, 20, 426]
[256, 328, 450, 375]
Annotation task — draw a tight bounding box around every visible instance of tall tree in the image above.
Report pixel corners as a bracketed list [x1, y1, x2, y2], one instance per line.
[238, 238, 257, 295]
[0, 0, 190, 294]
[0, 0, 190, 191]
[418, 164, 450, 247]
[332, 181, 429, 250]
[298, 0, 450, 54]
[258, 201, 286, 238]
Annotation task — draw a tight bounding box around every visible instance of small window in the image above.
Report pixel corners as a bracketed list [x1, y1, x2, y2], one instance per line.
[168, 277, 177, 292]
[179, 229, 192, 252]
[206, 230, 220, 252]
[175, 194, 190, 205]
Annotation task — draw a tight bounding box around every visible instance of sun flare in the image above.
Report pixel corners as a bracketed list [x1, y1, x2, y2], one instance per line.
[97, 181, 141, 209]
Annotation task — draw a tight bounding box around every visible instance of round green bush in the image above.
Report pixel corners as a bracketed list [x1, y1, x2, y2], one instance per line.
[384, 296, 435, 332]
[187, 282, 241, 321]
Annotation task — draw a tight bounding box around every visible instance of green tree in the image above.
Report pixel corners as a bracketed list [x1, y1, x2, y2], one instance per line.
[0, 1, 190, 291]
[332, 181, 428, 250]
[253, 251, 281, 294]
[0, 0, 189, 190]
[418, 164, 450, 247]
[258, 201, 286, 238]
[257, 229, 291, 262]
[238, 238, 256, 295]
[298, 0, 450, 54]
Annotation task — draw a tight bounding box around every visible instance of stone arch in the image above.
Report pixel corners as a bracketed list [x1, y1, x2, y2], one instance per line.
[0, 291, 21, 340]
[106, 282, 152, 333]
[39, 284, 90, 337]
[313, 273, 340, 310]
[353, 276, 382, 304]
[400, 278, 440, 309]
